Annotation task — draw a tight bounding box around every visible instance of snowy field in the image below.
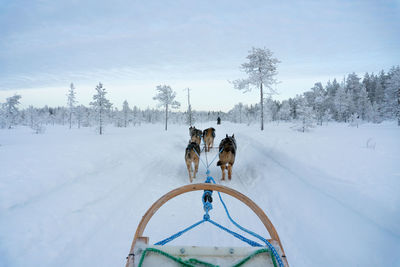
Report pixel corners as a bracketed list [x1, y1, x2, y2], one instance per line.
[0, 122, 399, 267]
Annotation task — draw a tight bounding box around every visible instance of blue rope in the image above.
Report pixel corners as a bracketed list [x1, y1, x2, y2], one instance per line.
[154, 219, 207, 246]
[206, 176, 284, 267]
[193, 147, 223, 171]
[206, 148, 223, 168]
[193, 148, 208, 170]
[207, 219, 263, 247]
[154, 216, 263, 248]
[155, 145, 284, 266]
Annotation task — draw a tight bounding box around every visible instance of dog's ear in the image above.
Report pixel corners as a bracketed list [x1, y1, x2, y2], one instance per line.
[226, 134, 228, 138]
[232, 134, 234, 138]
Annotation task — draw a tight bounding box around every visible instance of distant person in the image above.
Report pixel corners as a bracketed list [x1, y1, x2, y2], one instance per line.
[217, 117, 221, 125]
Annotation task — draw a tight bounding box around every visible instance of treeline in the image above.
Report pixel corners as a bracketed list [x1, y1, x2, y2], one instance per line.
[0, 94, 224, 133]
[1, 66, 399, 133]
[228, 66, 400, 128]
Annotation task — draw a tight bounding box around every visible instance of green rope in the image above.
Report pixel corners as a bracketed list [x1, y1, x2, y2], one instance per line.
[137, 247, 277, 267]
[232, 248, 277, 267]
[137, 247, 219, 267]
[138, 248, 195, 267]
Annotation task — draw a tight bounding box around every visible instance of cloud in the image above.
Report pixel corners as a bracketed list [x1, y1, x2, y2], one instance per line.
[1, 0, 399, 108]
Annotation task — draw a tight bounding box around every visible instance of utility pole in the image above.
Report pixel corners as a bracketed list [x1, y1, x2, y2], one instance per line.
[185, 88, 192, 126]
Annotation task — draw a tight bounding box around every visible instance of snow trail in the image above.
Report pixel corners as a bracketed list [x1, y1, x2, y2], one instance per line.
[0, 122, 399, 267]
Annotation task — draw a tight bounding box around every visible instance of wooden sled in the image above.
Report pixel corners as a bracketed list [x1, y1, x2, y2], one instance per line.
[126, 183, 289, 267]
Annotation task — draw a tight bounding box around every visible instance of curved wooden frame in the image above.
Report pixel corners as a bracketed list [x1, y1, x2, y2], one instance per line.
[126, 183, 288, 266]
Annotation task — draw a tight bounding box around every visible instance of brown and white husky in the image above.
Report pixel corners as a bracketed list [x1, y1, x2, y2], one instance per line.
[202, 127, 215, 152]
[185, 141, 200, 183]
[217, 134, 236, 180]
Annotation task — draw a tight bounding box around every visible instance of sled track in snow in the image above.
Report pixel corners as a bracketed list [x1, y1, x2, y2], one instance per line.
[241, 133, 400, 239]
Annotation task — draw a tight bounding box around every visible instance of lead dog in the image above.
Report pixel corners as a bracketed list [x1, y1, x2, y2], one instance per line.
[217, 134, 236, 180]
[185, 141, 200, 183]
[189, 126, 202, 145]
[202, 127, 215, 152]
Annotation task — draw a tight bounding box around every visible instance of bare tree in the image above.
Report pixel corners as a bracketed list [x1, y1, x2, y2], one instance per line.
[153, 85, 180, 131]
[233, 47, 280, 130]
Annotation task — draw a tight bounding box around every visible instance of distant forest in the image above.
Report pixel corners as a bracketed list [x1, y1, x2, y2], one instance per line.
[1, 65, 399, 133]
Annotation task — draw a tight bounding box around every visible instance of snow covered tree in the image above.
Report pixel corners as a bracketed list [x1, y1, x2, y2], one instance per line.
[367, 101, 381, 123]
[0, 103, 5, 128]
[122, 100, 130, 127]
[90, 83, 112, 135]
[31, 108, 46, 134]
[363, 72, 375, 104]
[264, 97, 279, 122]
[279, 100, 291, 121]
[349, 113, 361, 128]
[308, 82, 327, 125]
[153, 85, 180, 131]
[233, 47, 280, 130]
[293, 97, 315, 132]
[132, 105, 142, 126]
[358, 85, 372, 120]
[375, 70, 387, 106]
[184, 88, 193, 126]
[2, 94, 22, 129]
[67, 83, 77, 129]
[229, 103, 245, 123]
[385, 66, 400, 125]
[25, 105, 36, 128]
[346, 73, 362, 115]
[75, 105, 85, 129]
[325, 79, 340, 117]
[334, 85, 351, 122]
[288, 97, 300, 120]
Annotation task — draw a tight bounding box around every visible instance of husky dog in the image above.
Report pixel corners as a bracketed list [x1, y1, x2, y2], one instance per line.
[185, 141, 201, 183]
[202, 127, 215, 152]
[189, 126, 202, 145]
[217, 134, 237, 180]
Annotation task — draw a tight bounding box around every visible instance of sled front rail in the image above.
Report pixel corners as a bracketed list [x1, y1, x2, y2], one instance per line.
[126, 183, 289, 267]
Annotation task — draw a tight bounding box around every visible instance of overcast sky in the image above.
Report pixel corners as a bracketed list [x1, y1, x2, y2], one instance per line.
[0, 0, 399, 111]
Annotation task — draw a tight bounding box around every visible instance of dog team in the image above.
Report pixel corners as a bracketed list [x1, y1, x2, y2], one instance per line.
[185, 126, 237, 183]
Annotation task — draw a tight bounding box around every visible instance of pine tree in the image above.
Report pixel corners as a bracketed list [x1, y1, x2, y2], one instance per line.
[278, 101, 291, 121]
[367, 101, 380, 123]
[2, 94, 22, 129]
[358, 85, 372, 120]
[385, 66, 400, 125]
[362, 72, 375, 103]
[90, 83, 112, 135]
[293, 97, 315, 132]
[122, 100, 130, 127]
[67, 83, 77, 129]
[233, 47, 280, 130]
[132, 105, 141, 126]
[334, 85, 351, 122]
[309, 82, 327, 125]
[75, 105, 85, 129]
[346, 73, 362, 115]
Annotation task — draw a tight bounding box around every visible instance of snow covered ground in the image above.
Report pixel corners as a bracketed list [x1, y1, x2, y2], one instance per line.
[0, 121, 399, 267]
